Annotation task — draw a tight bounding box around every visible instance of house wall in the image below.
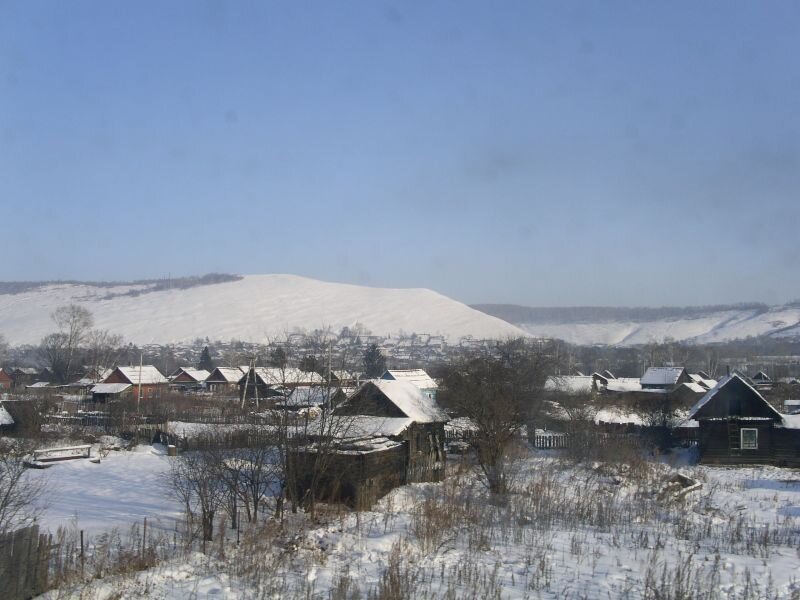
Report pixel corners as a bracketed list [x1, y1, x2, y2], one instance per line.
[172, 372, 199, 384]
[773, 428, 800, 467]
[697, 419, 777, 465]
[291, 443, 408, 510]
[0, 372, 12, 390]
[103, 370, 164, 400]
[404, 422, 446, 483]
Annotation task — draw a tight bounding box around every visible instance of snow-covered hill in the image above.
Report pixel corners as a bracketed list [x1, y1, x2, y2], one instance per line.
[0, 274, 527, 346]
[473, 304, 800, 346]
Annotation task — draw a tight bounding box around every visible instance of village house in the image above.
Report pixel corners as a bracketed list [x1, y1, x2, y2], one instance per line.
[640, 367, 691, 391]
[205, 366, 248, 394]
[291, 379, 449, 509]
[238, 367, 325, 402]
[9, 367, 39, 389]
[380, 369, 438, 400]
[102, 365, 168, 400]
[687, 373, 800, 467]
[169, 367, 210, 391]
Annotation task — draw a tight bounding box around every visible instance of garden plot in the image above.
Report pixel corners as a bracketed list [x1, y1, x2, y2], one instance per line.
[28, 443, 183, 536]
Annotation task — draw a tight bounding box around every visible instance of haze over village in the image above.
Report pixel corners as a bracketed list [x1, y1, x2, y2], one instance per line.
[2, 2, 800, 599]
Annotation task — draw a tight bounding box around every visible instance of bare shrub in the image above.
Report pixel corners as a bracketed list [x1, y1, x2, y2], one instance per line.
[0, 439, 46, 534]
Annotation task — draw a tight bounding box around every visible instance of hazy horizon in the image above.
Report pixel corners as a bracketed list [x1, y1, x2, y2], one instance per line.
[2, 2, 799, 307]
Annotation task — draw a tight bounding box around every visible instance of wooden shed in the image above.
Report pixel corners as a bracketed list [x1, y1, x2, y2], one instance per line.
[291, 379, 449, 509]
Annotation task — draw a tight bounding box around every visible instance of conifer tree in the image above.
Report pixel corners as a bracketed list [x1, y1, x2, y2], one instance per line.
[198, 346, 214, 372]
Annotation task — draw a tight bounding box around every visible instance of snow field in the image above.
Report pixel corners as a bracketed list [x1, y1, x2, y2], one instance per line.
[33, 448, 800, 599]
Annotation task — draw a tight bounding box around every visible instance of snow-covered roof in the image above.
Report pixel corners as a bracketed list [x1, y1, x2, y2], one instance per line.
[605, 378, 642, 393]
[0, 404, 14, 426]
[27, 381, 50, 388]
[111, 366, 168, 385]
[14, 367, 39, 375]
[277, 386, 330, 407]
[688, 374, 782, 420]
[688, 374, 718, 390]
[381, 369, 438, 390]
[594, 408, 644, 426]
[337, 415, 415, 438]
[365, 379, 448, 423]
[331, 370, 355, 381]
[249, 367, 324, 386]
[779, 414, 800, 429]
[641, 367, 685, 386]
[681, 382, 708, 394]
[91, 383, 133, 395]
[207, 367, 248, 383]
[173, 368, 210, 382]
[545, 375, 596, 394]
[445, 416, 478, 433]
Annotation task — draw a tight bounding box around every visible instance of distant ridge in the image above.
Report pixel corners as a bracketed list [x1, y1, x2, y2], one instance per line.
[0, 273, 242, 296]
[471, 303, 772, 324]
[472, 303, 800, 346]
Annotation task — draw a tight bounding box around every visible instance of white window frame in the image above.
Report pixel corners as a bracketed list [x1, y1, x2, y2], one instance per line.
[740, 428, 758, 450]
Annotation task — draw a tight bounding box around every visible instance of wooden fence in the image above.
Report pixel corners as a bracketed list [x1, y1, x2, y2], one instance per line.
[532, 432, 569, 449]
[0, 525, 51, 600]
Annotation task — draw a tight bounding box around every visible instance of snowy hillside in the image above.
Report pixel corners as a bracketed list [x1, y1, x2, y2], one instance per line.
[0, 274, 527, 345]
[474, 303, 800, 346]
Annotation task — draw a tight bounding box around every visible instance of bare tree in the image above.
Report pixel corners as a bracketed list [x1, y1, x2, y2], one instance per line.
[84, 329, 124, 379]
[39, 304, 94, 383]
[0, 440, 46, 535]
[441, 338, 554, 495]
[0, 333, 8, 366]
[168, 450, 226, 547]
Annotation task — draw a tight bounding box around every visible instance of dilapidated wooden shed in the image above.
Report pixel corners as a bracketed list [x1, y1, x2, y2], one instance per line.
[291, 379, 449, 509]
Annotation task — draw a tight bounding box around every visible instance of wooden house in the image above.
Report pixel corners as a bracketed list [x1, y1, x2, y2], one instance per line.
[170, 367, 210, 391]
[102, 366, 168, 400]
[752, 370, 771, 383]
[0, 368, 13, 391]
[9, 367, 38, 389]
[205, 367, 248, 394]
[238, 367, 324, 402]
[640, 367, 690, 391]
[688, 374, 800, 467]
[291, 379, 449, 509]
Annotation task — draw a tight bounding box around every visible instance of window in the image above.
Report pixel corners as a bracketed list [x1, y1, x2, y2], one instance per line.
[740, 428, 758, 450]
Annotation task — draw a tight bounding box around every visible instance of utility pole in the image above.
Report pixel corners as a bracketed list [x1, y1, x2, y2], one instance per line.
[137, 352, 143, 413]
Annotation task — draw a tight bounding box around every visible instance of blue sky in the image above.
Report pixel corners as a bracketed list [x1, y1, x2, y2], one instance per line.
[1, 1, 799, 306]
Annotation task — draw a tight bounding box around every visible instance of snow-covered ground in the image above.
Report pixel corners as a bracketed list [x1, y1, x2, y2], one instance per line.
[28, 444, 183, 536]
[30, 446, 800, 599]
[0, 274, 527, 345]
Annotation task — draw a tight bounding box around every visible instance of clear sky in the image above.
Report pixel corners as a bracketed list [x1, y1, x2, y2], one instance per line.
[1, 1, 799, 307]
